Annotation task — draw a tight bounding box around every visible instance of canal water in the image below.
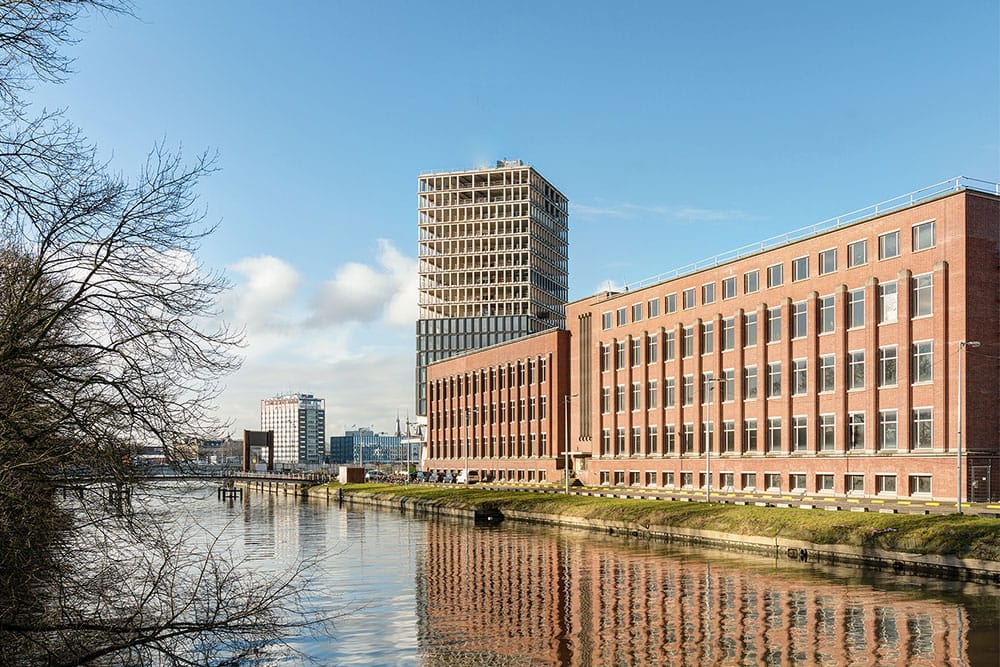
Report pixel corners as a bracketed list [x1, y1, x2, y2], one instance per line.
[173, 484, 998, 666]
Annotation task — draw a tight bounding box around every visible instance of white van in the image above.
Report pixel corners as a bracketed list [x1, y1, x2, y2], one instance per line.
[456, 470, 479, 484]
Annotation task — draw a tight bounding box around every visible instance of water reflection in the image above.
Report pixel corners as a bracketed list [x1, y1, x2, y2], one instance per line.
[198, 489, 997, 666]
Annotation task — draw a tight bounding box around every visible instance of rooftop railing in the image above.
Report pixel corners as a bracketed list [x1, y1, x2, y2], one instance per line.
[618, 176, 999, 293]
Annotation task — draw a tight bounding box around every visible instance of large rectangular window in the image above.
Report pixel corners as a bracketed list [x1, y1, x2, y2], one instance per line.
[819, 248, 837, 275]
[647, 298, 659, 318]
[722, 369, 735, 402]
[767, 306, 781, 343]
[744, 313, 757, 346]
[722, 276, 737, 299]
[767, 263, 783, 288]
[792, 359, 807, 396]
[615, 385, 625, 413]
[819, 354, 835, 393]
[647, 381, 658, 409]
[631, 382, 641, 411]
[648, 426, 658, 454]
[912, 221, 936, 251]
[682, 327, 694, 357]
[664, 377, 675, 407]
[682, 287, 696, 309]
[848, 412, 865, 450]
[792, 256, 809, 281]
[848, 289, 865, 328]
[646, 334, 658, 363]
[912, 341, 933, 383]
[912, 274, 933, 317]
[722, 317, 734, 351]
[744, 420, 758, 453]
[616, 307, 627, 326]
[878, 409, 898, 451]
[879, 230, 900, 259]
[912, 408, 933, 449]
[767, 362, 781, 398]
[682, 375, 694, 406]
[702, 322, 714, 354]
[848, 350, 865, 389]
[722, 421, 735, 452]
[819, 295, 835, 334]
[631, 338, 641, 367]
[665, 331, 675, 360]
[665, 293, 677, 313]
[631, 303, 642, 323]
[600, 344, 610, 372]
[701, 372, 716, 404]
[879, 346, 898, 387]
[792, 416, 808, 451]
[767, 417, 782, 452]
[616, 341, 625, 370]
[744, 270, 759, 294]
[744, 366, 758, 400]
[792, 302, 807, 338]
[702, 282, 716, 305]
[819, 414, 835, 451]
[878, 282, 898, 324]
[848, 239, 868, 267]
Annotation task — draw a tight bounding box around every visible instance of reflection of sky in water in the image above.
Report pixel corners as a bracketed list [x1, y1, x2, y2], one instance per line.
[166, 485, 999, 666]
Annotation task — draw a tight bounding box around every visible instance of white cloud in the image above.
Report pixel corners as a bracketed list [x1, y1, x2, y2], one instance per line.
[572, 201, 757, 224]
[213, 240, 418, 438]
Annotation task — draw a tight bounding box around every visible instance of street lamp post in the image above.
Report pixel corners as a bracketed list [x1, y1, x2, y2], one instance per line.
[564, 393, 578, 495]
[957, 340, 980, 514]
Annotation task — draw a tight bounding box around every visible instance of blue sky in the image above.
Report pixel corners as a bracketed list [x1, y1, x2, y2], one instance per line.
[35, 1, 999, 437]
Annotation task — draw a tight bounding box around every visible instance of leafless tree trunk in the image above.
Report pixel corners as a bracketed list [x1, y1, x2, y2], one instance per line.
[0, 3, 326, 663]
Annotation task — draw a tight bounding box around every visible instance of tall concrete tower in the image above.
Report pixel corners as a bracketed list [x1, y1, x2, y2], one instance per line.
[415, 160, 569, 415]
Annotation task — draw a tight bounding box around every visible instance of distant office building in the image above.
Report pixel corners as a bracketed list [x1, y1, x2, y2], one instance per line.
[416, 159, 569, 415]
[260, 393, 326, 464]
[329, 428, 415, 467]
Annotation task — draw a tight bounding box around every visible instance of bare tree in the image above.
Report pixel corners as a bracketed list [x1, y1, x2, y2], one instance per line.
[0, 2, 324, 664]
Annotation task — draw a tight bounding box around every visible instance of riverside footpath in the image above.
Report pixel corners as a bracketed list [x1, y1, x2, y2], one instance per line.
[308, 483, 1000, 585]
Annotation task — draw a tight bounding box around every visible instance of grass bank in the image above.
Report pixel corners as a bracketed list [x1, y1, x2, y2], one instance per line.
[325, 484, 1000, 563]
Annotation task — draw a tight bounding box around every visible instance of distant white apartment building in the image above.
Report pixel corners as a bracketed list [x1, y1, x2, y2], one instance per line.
[260, 393, 326, 464]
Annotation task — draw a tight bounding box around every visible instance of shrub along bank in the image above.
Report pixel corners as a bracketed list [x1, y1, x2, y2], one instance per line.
[322, 484, 1000, 563]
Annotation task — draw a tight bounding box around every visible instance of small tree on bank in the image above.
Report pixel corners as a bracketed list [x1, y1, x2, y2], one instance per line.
[0, 2, 320, 663]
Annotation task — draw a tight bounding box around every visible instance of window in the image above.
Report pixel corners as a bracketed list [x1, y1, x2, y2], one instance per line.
[721, 472, 734, 490]
[722, 276, 737, 299]
[912, 408, 933, 449]
[793, 416, 807, 451]
[645, 471, 656, 486]
[600, 344, 610, 372]
[616, 341, 626, 370]
[664, 377, 675, 407]
[767, 306, 781, 343]
[662, 471, 675, 488]
[682, 327, 694, 357]
[792, 302, 807, 338]
[646, 334, 658, 363]
[848, 289, 865, 328]
[792, 359, 807, 395]
[767, 417, 782, 452]
[819, 414, 836, 451]
[702, 322, 714, 354]
[631, 338, 641, 367]
[819, 295, 835, 334]
[648, 426, 658, 454]
[631, 382, 641, 411]
[744, 366, 758, 400]
[647, 298, 659, 318]
[878, 282, 897, 324]
[664, 425, 675, 453]
[631, 427, 641, 454]
[765, 473, 781, 492]
[614, 470, 625, 485]
[848, 412, 865, 450]
[600, 470, 610, 485]
[701, 372, 716, 404]
[791, 256, 809, 282]
[744, 313, 758, 346]
[615, 385, 625, 413]
[819, 248, 837, 275]
[846, 474, 864, 494]
[912, 274, 933, 317]
[702, 282, 716, 304]
[601, 312, 612, 330]
[616, 307, 627, 326]
[879, 410, 898, 451]
[601, 387, 611, 413]
[741, 472, 757, 491]
[665, 293, 677, 313]
[767, 362, 781, 398]
[879, 346, 898, 387]
[601, 430, 611, 456]
[616, 428, 626, 455]
[791, 473, 807, 491]
[722, 369, 735, 402]
[909, 475, 932, 495]
[744, 420, 758, 452]
[817, 474, 834, 492]
[631, 303, 642, 322]
[682, 425, 695, 453]
[767, 263, 783, 288]
[702, 422, 714, 454]
[681, 471, 694, 488]
[664, 331, 675, 361]
[912, 220, 935, 251]
[912, 341, 933, 383]
[879, 230, 900, 260]
[722, 317, 735, 351]
[682, 287, 696, 309]
[722, 421, 735, 452]
[848, 351, 865, 390]
[744, 270, 759, 294]
[876, 475, 897, 495]
[848, 239, 868, 267]
[682, 375, 694, 406]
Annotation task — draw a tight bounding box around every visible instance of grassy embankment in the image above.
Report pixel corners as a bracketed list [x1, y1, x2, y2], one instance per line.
[327, 483, 1000, 562]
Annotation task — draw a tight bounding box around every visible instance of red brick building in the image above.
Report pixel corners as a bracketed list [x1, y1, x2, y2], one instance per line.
[425, 181, 1000, 503]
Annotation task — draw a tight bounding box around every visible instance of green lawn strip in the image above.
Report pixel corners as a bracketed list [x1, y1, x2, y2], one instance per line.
[330, 484, 1000, 561]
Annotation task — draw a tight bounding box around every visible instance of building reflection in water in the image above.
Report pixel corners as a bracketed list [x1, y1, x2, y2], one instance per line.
[416, 520, 984, 666]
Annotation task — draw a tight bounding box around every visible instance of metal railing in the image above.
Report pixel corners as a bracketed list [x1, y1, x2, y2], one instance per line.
[621, 176, 1000, 293]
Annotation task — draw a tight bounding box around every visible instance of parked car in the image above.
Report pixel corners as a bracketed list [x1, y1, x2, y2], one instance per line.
[456, 470, 479, 484]
[364, 470, 388, 482]
[442, 473, 455, 484]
